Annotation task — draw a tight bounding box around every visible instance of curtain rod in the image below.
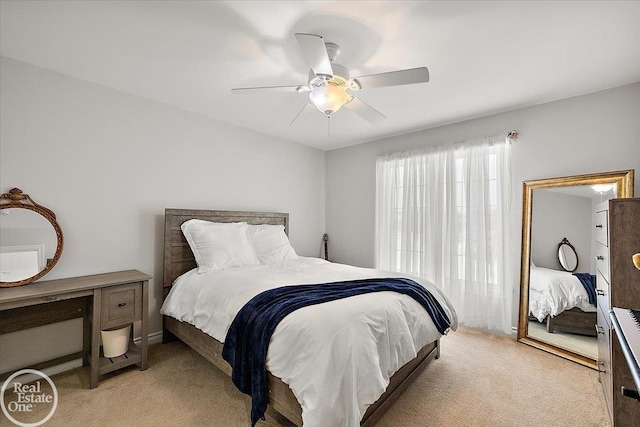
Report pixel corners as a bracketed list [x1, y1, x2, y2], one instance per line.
[378, 130, 520, 160]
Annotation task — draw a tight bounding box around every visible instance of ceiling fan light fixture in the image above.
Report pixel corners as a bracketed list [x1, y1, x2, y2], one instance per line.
[591, 183, 615, 193]
[309, 84, 351, 115]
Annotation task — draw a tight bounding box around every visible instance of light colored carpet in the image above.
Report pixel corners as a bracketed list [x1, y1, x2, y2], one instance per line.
[1, 327, 609, 426]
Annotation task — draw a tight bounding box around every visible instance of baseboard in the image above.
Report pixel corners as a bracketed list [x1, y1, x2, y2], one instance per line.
[135, 330, 163, 346]
[12, 359, 85, 385]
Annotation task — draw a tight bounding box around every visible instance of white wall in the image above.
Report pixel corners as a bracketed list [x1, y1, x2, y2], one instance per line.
[531, 190, 592, 272]
[0, 57, 326, 372]
[326, 83, 640, 327]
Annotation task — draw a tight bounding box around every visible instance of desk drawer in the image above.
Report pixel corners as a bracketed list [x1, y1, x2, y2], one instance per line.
[101, 283, 141, 329]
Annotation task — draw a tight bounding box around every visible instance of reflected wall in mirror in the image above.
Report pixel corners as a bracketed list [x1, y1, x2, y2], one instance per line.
[518, 170, 634, 369]
[0, 188, 64, 287]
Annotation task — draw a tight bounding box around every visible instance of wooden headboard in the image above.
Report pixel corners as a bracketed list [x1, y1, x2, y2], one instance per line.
[163, 208, 289, 293]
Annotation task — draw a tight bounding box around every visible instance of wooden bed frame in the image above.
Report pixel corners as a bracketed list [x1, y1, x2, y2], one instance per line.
[162, 208, 441, 426]
[545, 308, 597, 337]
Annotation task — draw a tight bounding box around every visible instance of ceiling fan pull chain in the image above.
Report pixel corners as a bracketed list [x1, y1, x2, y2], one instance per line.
[327, 115, 331, 138]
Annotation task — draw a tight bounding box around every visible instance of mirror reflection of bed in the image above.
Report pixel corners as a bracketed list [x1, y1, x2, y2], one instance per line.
[527, 265, 597, 359]
[518, 170, 634, 369]
[527, 185, 609, 361]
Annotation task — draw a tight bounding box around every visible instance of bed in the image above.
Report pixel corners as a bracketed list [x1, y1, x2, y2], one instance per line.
[528, 265, 596, 336]
[160, 208, 457, 426]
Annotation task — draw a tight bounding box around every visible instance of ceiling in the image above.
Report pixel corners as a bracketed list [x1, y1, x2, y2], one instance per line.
[1, 1, 639, 151]
[543, 185, 614, 200]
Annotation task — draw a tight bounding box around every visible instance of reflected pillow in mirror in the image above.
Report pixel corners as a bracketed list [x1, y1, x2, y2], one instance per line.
[247, 224, 297, 264]
[181, 220, 259, 273]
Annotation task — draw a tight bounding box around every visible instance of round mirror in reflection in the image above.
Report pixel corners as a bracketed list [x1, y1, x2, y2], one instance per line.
[0, 188, 63, 287]
[557, 237, 578, 272]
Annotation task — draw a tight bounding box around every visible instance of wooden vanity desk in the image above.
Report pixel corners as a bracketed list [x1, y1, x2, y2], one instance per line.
[0, 270, 151, 388]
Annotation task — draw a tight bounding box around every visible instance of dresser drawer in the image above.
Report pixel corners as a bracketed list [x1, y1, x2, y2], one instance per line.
[594, 210, 608, 246]
[596, 306, 612, 417]
[101, 283, 142, 330]
[595, 244, 609, 284]
[595, 269, 610, 315]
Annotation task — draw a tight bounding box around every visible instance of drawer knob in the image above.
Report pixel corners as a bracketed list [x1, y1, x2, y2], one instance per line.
[596, 289, 605, 296]
[118, 302, 126, 307]
[595, 325, 605, 335]
[596, 256, 605, 261]
[595, 224, 603, 229]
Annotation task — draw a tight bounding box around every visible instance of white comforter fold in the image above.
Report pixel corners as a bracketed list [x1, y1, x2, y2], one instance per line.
[528, 266, 595, 322]
[160, 257, 457, 427]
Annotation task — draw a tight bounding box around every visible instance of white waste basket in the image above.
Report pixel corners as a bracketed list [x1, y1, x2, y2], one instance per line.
[101, 324, 131, 358]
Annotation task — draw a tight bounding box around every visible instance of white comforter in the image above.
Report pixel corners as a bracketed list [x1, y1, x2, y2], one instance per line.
[529, 266, 596, 322]
[160, 257, 457, 427]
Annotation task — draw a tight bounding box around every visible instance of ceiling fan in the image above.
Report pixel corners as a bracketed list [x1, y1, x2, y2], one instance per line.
[231, 33, 430, 126]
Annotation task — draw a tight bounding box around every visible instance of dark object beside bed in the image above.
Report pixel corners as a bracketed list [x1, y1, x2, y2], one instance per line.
[162, 208, 442, 426]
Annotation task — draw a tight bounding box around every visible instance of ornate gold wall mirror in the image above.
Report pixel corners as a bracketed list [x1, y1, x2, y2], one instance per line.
[517, 170, 634, 369]
[0, 188, 64, 287]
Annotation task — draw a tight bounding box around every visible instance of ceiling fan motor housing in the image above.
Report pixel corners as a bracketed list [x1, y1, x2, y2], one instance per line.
[308, 63, 350, 89]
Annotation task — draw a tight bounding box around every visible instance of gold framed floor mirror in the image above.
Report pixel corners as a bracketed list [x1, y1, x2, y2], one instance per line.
[517, 170, 634, 368]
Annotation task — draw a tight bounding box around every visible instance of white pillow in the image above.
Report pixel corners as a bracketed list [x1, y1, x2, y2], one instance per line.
[247, 224, 297, 264]
[181, 220, 259, 273]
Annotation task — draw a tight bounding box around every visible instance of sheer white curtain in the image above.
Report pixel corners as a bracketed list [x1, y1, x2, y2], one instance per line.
[375, 135, 512, 333]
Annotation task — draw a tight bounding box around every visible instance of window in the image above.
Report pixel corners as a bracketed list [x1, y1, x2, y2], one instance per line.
[375, 135, 512, 332]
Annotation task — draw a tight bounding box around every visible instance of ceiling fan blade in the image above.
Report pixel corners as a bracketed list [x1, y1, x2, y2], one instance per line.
[344, 95, 386, 124]
[232, 85, 310, 94]
[289, 101, 311, 127]
[350, 67, 429, 90]
[295, 33, 334, 77]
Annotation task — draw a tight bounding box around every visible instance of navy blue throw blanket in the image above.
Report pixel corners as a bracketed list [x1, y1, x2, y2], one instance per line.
[573, 273, 597, 305]
[222, 277, 451, 426]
